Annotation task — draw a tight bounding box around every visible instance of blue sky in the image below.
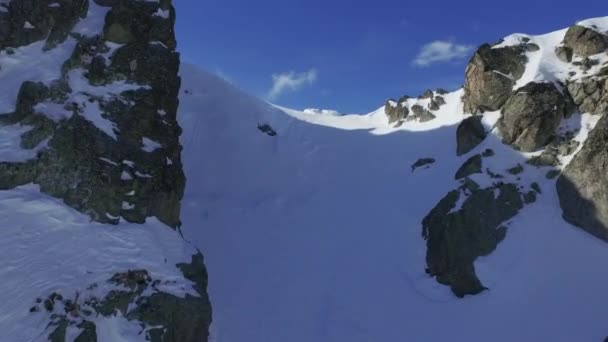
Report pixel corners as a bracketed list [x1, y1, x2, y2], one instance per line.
[174, 0, 606, 113]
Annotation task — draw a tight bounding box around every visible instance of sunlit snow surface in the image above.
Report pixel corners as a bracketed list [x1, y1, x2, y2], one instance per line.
[178, 15, 608, 340]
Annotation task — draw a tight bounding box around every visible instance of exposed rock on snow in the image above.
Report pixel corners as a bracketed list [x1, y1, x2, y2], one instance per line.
[0, 0, 88, 50]
[423, 183, 524, 297]
[555, 45, 573, 63]
[38, 254, 211, 342]
[384, 99, 409, 124]
[462, 44, 527, 114]
[455, 154, 482, 179]
[563, 25, 608, 57]
[0, 1, 211, 341]
[0, 0, 185, 228]
[567, 76, 608, 115]
[456, 115, 487, 156]
[409, 104, 436, 122]
[411, 157, 435, 172]
[497, 82, 573, 152]
[558, 114, 608, 242]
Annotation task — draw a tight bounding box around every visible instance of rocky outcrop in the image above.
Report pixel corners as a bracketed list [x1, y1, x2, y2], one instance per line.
[566, 76, 608, 115]
[423, 183, 524, 297]
[555, 46, 573, 63]
[0, 0, 212, 339]
[37, 253, 212, 342]
[411, 158, 435, 172]
[0, 0, 89, 50]
[558, 114, 608, 242]
[0, 0, 185, 228]
[462, 44, 527, 114]
[409, 104, 436, 122]
[456, 116, 487, 156]
[428, 95, 446, 111]
[455, 154, 482, 179]
[384, 100, 409, 124]
[563, 25, 608, 57]
[527, 134, 579, 167]
[497, 82, 572, 152]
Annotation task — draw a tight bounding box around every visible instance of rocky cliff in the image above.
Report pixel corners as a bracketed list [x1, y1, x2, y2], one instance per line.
[0, 1, 211, 341]
[382, 18, 608, 297]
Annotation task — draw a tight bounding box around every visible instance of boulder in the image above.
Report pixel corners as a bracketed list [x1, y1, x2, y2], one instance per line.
[384, 100, 409, 124]
[423, 183, 524, 297]
[498, 82, 571, 152]
[104, 0, 177, 49]
[428, 96, 446, 111]
[555, 46, 573, 63]
[410, 104, 436, 122]
[563, 25, 608, 57]
[411, 158, 435, 172]
[558, 114, 608, 242]
[456, 116, 487, 156]
[462, 44, 527, 114]
[525, 43, 540, 52]
[455, 154, 482, 179]
[566, 77, 608, 115]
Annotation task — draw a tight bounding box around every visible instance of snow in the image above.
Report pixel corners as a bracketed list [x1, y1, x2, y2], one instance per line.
[0, 185, 198, 342]
[64, 69, 151, 139]
[493, 16, 608, 90]
[0, 124, 43, 162]
[178, 53, 608, 341]
[142, 137, 162, 152]
[72, 1, 110, 38]
[0, 40, 76, 114]
[33, 101, 71, 122]
[302, 108, 342, 116]
[153, 8, 170, 19]
[121, 171, 133, 180]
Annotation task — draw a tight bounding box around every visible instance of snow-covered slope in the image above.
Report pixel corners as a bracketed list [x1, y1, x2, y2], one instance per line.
[0, 185, 199, 341]
[177, 16, 608, 341]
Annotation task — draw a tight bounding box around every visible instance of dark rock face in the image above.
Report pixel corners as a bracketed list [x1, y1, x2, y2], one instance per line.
[40, 253, 212, 342]
[258, 123, 277, 136]
[558, 114, 608, 242]
[555, 46, 573, 63]
[566, 77, 608, 115]
[462, 44, 527, 114]
[456, 116, 487, 156]
[428, 95, 446, 111]
[411, 158, 435, 172]
[384, 100, 409, 124]
[409, 104, 436, 122]
[0, 1, 212, 339]
[104, 0, 176, 49]
[563, 25, 608, 57]
[0, 0, 89, 50]
[0, 0, 185, 228]
[497, 82, 571, 152]
[422, 183, 524, 297]
[455, 154, 482, 179]
[527, 136, 580, 167]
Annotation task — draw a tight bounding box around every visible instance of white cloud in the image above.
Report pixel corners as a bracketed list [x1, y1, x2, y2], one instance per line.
[413, 41, 474, 67]
[268, 69, 317, 100]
